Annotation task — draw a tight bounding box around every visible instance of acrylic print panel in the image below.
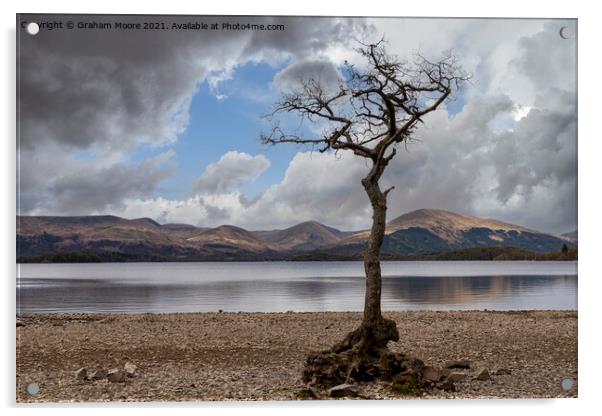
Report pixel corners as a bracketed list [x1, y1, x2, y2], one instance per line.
[16, 14, 577, 402]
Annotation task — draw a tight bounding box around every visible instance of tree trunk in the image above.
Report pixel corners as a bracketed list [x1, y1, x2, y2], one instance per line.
[353, 176, 400, 351]
[301, 175, 414, 387]
[362, 177, 387, 327]
[324, 175, 399, 354]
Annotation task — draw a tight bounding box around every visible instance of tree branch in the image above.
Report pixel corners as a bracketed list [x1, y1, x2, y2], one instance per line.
[260, 39, 470, 182]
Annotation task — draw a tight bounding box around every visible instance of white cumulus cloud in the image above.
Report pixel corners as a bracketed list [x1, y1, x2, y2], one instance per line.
[193, 151, 270, 195]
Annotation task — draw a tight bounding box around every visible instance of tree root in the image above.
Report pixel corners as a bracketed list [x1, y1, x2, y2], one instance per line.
[302, 318, 425, 389]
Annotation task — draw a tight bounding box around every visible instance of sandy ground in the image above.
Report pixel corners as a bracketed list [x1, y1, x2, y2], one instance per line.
[16, 311, 577, 402]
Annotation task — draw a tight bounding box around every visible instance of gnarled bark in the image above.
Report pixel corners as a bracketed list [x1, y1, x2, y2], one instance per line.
[302, 173, 417, 387]
[334, 174, 399, 355]
[359, 175, 395, 345]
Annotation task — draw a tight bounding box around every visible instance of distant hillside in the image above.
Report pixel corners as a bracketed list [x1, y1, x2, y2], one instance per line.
[183, 225, 281, 258]
[16, 209, 576, 262]
[17, 215, 347, 261]
[562, 230, 578, 243]
[18, 216, 197, 262]
[255, 221, 352, 251]
[320, 209, 575, 257]
[338, 208, 530, 244]
[160, 223, 209, 239]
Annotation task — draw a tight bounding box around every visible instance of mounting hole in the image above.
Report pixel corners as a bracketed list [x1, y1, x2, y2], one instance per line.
[560, 377, 574, 392]
[26, 382, 39, 395]
[26, 22, 39, 36]
[559, 26, 574, 40]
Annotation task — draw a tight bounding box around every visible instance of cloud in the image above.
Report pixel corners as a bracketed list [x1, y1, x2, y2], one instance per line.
[506, 22, 577, 100]
[380, 93, 576, 234]
[193, 151, 270, 195]
[24, 150, 175, 215]
[115, 151, 369, 229]
[17, 15, 370, 214]
[114, 90, 575, 234]
[241, 151, 371, 229]
[114, 22, 576, 234]
[18, 17, 577, 234]
[18, 15, 369, 152]
[273, 59, 342, 92]
[242, 17, 373, 63]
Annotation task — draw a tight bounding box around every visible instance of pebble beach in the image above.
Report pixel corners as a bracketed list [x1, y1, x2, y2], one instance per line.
[16, 310, 577, 402]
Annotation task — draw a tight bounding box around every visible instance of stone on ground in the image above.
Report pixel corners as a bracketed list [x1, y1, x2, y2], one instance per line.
[124, 362, 137, 377]
[328, 383, 359, 398]
[437, 378, 456, 392]
[422, 366, 441, 382]
[476, 368, 491, 381]
[89, 369, 107, 381]
[446, 372, 468, 382]
[445, 360, 471, 369]
[107, 368, 127, 383]
[75, 367, 87, 380]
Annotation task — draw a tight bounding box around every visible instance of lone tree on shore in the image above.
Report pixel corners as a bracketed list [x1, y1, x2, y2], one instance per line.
[262, 40, 469, 387]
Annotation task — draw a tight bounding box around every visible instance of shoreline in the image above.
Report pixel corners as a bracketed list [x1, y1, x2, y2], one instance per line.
[17, 310, 577, 402]
[16, 308, 578, 317]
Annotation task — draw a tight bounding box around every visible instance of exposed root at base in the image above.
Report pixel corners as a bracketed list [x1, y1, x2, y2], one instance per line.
[302, 318, 425, 389]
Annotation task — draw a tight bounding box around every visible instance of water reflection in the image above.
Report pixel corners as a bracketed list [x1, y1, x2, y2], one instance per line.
[381, 274, 576, 310]
[16, 262, 577, 314]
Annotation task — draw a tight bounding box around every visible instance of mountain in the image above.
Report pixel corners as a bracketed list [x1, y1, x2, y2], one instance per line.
[17, 215, 170, 246]
[17, 216, 343, 261]
[562, 230, 578, 243]
[17, 215, 198, 261]
[160, 223, 209, 239]
[318, 209, 576, 257]
[16, 209, 576, 262]
[254, 221, 352, 251]
[183, 225, 281, 257]
[387, 208, 531, 237]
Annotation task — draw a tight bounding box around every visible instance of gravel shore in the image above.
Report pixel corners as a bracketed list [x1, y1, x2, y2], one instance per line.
[16, 311, 577, 402]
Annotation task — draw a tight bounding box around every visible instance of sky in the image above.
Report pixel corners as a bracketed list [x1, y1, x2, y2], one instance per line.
[17, 15, 577, 233]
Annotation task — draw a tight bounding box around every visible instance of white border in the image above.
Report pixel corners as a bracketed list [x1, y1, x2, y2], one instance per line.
[2, 1, 600, 415]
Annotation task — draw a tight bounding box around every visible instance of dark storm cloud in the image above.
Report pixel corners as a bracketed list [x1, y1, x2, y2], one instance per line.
[25, 150, 175, 215]
[18, 15, 370, 151]
[17, 14, 371, 214]
[18, 15, 243, 151]
[492, 93, 577, 203]
[51, 157, 172, 213]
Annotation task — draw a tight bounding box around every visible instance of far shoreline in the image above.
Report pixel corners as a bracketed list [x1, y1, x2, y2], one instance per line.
[17, 245, 578, 263]
[17, 258, 579, 264]
[16, 308, 579, 317]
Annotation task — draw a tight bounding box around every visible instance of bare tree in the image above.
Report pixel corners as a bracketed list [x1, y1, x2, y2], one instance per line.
[262, 40, 469, 387]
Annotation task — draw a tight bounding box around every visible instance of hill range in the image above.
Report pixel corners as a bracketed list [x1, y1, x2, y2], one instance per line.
[17, 209, 576, 262]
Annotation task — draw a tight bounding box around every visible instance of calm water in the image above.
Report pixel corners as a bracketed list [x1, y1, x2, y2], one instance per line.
[16, 261, 577, 315]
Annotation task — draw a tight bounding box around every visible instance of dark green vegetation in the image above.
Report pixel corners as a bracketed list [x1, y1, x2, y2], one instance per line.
[292, 246, 577, 261]
[17, 251, 161, 263]
[422, 245, 578, 261]
[17, 209, 576, 263]
[18, 245, 577, 263]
